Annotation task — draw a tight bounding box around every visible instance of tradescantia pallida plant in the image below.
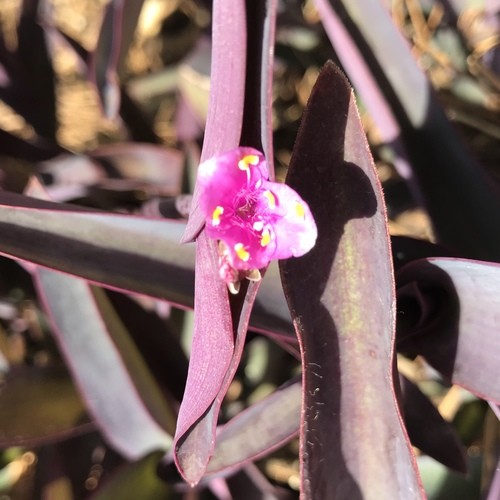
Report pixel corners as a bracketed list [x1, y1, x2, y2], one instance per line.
[0, 0, 499, 498]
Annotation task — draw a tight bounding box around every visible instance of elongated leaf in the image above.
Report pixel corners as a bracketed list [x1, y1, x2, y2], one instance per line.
[173, 231, 234, 483]
[174, 0, 278, 486]
[322, 0, 500, 261]
[0, 191, 194, 307]
[313, 0, 417, 193]
[0, 0, 57, 139]
[0, 190, 293, 340]
[89, 0, 124, 119]
[207, 378, 301, 475]
[41, 143, 184, 194]
[106, 291, 189, 403]
[35, 269, 173, 459]
[401, 375, 466, 473]
[280, 62, 422, 499]
[396, 258, 500, 403]
[181, 0, 247, 243]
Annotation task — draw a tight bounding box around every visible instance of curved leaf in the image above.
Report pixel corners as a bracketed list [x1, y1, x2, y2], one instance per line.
[396, 258, 500, 403]
[401, 375, 467, 473]
[280, 62, 422, 499]
[0, 191, 195, 308]
[207, 378, 301, 475]
[181, 0, 247, 243]
[35, 269, 173, 459]
[174, 0, 278, 485]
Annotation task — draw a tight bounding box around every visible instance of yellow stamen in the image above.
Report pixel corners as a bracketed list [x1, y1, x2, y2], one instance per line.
[212, 206, 224, 226]
[238, 155, 259, 171]
[263, 190, 276, 209]
[260, 229, 271, 247]
[295, 201, 305, 219]
[234, 243, 250, 262]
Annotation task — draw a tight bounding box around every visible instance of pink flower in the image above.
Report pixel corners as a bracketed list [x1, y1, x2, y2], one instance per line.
[198, 147, 317, 287]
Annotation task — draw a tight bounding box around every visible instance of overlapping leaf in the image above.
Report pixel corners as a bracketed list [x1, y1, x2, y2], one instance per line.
[397, 257, 500, 403]
[280, 62, 423, 499]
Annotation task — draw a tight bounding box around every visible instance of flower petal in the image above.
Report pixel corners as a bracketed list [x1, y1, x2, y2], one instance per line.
[197, 147, 268, 218]
[218, 223, 277, 270]
[263, 182, 317, 259]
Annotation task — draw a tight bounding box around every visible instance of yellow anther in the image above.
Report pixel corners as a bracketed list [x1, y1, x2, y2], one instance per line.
[234, 243, 250, 261]
[212, 206, 224, 226]
[263, 190, 276, 209]
[260, 229, 271, 247]
[295, 201, 305, 219]
[238, 155, 260, 171]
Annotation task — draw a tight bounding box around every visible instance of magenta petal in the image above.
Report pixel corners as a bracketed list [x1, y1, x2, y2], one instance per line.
[216, 224, 277, 270]
[264, 182, 318, 259]
[197, 147, 268, 218]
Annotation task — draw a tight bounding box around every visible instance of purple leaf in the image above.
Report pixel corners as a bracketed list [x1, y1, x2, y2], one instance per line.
[88, 0, 124, 119]
[181, 0, 247, 243]
[35, 269, 173, 459]
[320, 0, 500, 261]
[41, 143, 184, 194]
[396, 258, 500, 403]
[0, 189, 294, 342]
[0, 128, 62, 162]
[259, 0, 278, 168]
[206, 377, 301, 475]
[173, 230, 234, 483]
[0, 191, 195, 307]
[401, 375, 467, 473]
[280, 62, 423, 498]
[313, 0, 417, 189]
[106, 290, 189, 403]
[0, 0, 57, 139]
[226, 464, 295, 500]
[174, 0, 278, 486]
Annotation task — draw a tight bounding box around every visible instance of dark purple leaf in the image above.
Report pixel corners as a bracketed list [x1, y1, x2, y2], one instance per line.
[206, 377, 300, 475]
[0, 0, 57, 140]
[396, 258, 500, 403]
[391, 236, 460, 272]
[226, 464, 295, 500]
[313, 0, 417, 194]
[0, 190, 195, 308]
[280, 62, 422, 498]
[16, 0, 56, 139]
[401, 375, 467, 473]
[35, 268, 174, 459]
[319, 0, 500, 261]
[174, 0, 278, 486]
[106, 290, 189, 403]
[173, 231, 239, 484]
[88, 0, 125, 119]
[0, 128, 62, 162]
[0, 189, 293, 342]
